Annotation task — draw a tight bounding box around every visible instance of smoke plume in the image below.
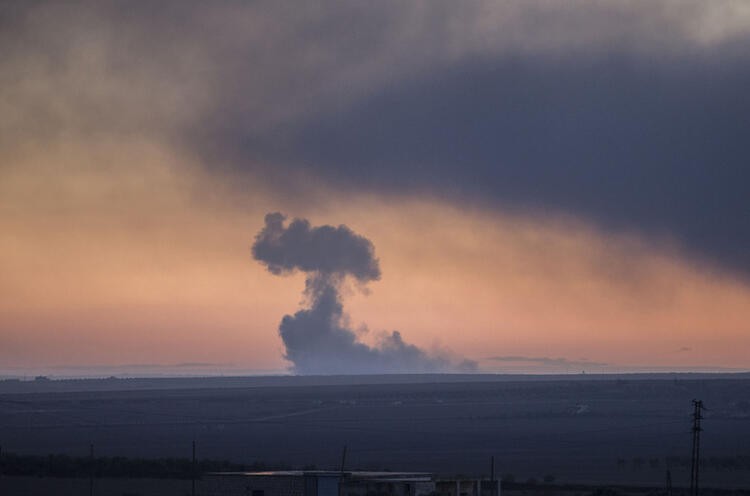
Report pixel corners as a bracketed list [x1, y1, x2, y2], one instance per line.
[252, 213, 476, 374]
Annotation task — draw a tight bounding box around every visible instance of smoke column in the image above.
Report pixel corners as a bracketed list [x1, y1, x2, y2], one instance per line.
[252, 212, 476, 374]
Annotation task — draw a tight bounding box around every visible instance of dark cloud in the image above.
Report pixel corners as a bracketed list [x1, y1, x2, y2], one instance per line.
[252, 212, 380, 283]
[253, 213, 475, 374]
[278, 278, 462, 374]
[233, 49, 750, 276]
[4, 1, 750, 277]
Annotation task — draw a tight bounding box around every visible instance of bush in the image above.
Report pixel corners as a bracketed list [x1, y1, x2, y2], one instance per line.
[0, 451, 288, 479]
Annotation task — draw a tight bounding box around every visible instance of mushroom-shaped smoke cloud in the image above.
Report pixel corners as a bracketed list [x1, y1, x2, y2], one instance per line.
[252, 213, 476, 374]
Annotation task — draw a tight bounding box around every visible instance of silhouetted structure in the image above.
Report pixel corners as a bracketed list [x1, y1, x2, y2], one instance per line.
[690, 399, 704, 496]
[435, 479, 499, 496]
[192, 440, 196, 496]
[89, 444, 94, 496]
[201, 471, 501, 496]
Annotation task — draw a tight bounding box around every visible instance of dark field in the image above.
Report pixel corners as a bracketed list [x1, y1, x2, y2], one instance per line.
[1, 374, 749, 489]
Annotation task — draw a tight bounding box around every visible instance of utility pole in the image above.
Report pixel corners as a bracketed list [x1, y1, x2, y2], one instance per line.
[338, 446, 348, 496]
[690, 399, 704, 496]
[490, 455, 497, 496]
[192, 440, 196, 496]
[666, 468, 672, 496]
[89, 443, 94, 496]
[339, 445, 347, 473]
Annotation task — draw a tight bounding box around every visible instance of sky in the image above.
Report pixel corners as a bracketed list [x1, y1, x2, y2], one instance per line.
[1, 1, 750, 376]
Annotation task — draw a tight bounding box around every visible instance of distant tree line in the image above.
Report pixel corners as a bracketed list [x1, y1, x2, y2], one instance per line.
[616, 456, 750, 471]
[0, 451, 291, 479]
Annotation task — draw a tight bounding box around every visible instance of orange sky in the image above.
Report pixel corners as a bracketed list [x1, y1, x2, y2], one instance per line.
[2, 138, 749, 375]
[3, 2, 750, 376]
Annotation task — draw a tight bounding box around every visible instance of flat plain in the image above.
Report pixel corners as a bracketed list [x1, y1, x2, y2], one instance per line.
[1, 374, 749, 489]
